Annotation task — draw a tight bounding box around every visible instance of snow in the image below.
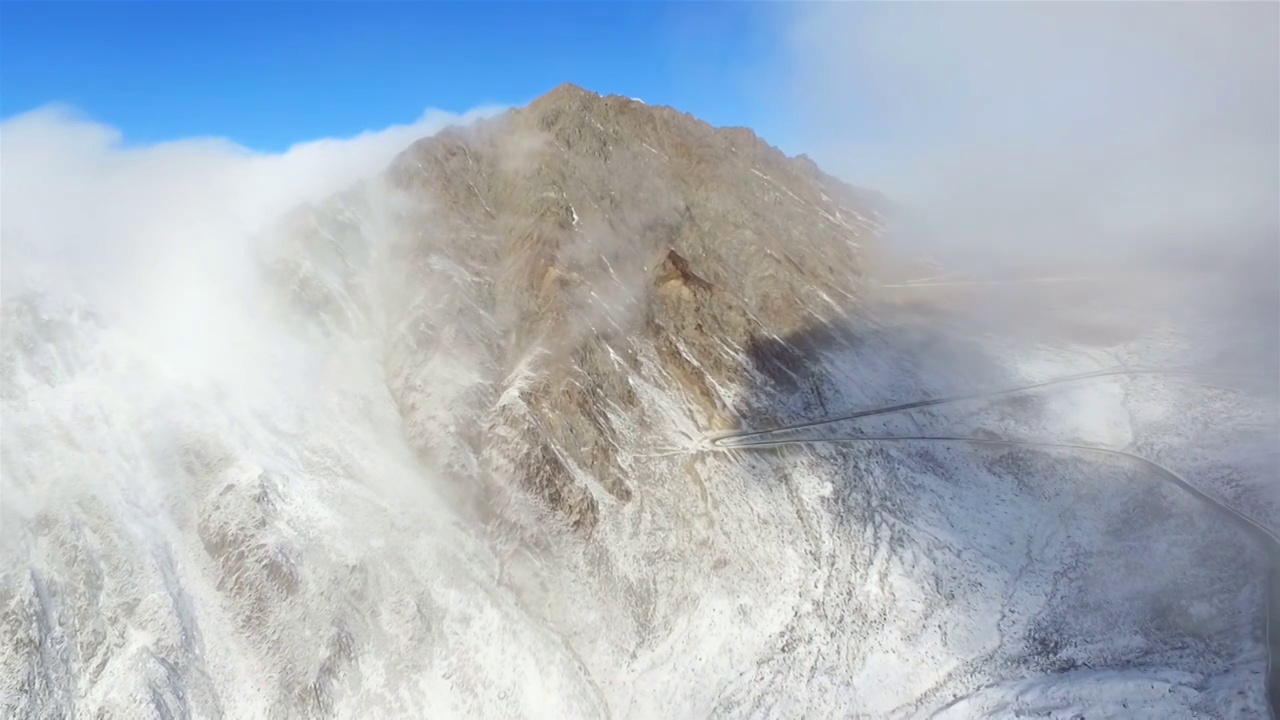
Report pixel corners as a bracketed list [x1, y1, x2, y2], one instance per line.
[691, 298, 1274, 716]
[5, 186, 1274, 718]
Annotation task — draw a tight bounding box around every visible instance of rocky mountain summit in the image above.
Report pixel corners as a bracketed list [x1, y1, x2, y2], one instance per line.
[280, 83, 886, 534]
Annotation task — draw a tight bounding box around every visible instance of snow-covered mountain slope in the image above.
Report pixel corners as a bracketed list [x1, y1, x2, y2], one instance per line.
[3, 84, 1275, 718]
[700, 293, 1276, 718]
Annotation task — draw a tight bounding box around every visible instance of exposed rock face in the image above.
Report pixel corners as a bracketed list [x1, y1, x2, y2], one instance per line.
[305, 82, 885, 533]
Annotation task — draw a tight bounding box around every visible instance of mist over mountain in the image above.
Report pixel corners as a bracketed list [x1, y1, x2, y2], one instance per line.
[2, 80, 1277, 720]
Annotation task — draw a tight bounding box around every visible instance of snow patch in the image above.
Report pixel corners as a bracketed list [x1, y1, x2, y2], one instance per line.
[641, 143, 667, 160]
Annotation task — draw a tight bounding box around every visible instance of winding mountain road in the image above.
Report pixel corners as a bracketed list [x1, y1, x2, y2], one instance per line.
[706, 367, 1264, 448]
[704, 368, 1278, 718]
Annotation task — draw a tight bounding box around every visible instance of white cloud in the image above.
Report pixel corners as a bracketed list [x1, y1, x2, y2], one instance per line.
[775, 3, 1279, 271]
[0, 102, 503, 389]
[0, 103, 504, 303]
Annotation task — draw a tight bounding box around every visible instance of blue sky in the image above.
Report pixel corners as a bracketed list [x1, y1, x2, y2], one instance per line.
[1, 1, 796, 152]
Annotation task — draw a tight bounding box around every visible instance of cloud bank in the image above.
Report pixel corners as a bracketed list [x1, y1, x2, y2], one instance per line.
[777, 2, 1279, 274]
[1, 103, 504, 305]
[0, 103, 503, 386]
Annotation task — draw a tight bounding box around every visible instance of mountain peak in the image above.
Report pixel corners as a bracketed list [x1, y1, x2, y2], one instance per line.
[523, 82, 662, 127]
[539, 81, 597, 102]
[526, 82, 605, 116]
[373, 84, 885, 530]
